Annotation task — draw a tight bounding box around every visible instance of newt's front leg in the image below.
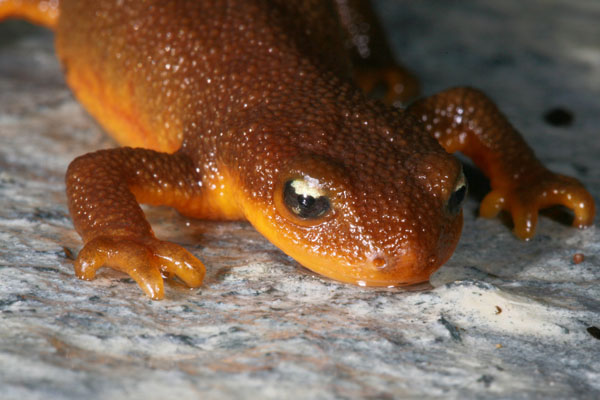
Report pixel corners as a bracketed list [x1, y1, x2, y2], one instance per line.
[409, 87, 595, 239]
[66, 148, 206, 299]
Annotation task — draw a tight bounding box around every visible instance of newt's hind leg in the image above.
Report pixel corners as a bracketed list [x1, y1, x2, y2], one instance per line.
[66, 148, 206, 300]
[0, 0, 59, 28]
[335, 0, 420, 105]
[408, 87, 595, 239]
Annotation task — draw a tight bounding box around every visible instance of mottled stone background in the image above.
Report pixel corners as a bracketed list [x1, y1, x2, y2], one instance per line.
[1, 1, 599, 399]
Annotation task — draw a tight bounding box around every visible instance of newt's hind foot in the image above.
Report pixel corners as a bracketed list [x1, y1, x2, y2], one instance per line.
[75, 236, 205, 300]
[0, 0, 59, 28]
[479, 169, 595, 240]
[355, 65, 420, 106]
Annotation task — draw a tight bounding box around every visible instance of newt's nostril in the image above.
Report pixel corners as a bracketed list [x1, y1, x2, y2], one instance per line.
[372, 256, 387, 269]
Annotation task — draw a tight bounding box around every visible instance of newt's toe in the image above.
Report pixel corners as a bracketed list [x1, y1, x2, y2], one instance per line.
[479, 171, 595, 240]
[74, 236, 205, 300]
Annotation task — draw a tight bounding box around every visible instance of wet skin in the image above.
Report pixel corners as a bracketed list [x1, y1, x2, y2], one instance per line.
[0, 0, 595, 299]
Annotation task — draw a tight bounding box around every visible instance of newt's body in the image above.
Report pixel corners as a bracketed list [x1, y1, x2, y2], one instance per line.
[1, 0, 595, 299]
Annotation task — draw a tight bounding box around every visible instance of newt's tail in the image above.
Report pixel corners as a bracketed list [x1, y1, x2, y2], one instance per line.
[0, 0, 59, 29]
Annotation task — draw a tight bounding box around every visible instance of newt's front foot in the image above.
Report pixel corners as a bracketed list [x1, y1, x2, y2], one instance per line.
[409, 87, 596, 240]
[479, 169, 595, 240]
[75, 236, 206, 300]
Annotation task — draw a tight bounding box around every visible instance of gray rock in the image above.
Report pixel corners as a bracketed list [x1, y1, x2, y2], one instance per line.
[1, 1, 599, 399]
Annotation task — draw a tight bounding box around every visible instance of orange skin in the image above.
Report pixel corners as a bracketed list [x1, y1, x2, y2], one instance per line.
[1, 0, 595, 299]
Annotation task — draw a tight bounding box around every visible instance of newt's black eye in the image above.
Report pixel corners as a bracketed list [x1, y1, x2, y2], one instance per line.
[283, 179, 331, 219]
[447, 173, 467, 215]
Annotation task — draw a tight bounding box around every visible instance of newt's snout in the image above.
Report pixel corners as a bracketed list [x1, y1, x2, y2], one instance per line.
[358, 208, 464, 286]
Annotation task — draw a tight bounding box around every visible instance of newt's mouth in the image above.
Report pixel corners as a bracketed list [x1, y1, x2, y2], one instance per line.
[247, 201, 463, 287]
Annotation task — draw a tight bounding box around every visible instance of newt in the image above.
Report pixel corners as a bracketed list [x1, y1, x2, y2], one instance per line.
[0, 0, 595, 299]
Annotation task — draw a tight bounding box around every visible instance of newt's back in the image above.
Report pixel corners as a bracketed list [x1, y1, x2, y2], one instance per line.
[54, 0, 352, 152]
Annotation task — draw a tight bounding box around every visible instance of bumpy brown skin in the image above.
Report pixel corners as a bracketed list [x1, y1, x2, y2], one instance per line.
[1, 0, 595, 299]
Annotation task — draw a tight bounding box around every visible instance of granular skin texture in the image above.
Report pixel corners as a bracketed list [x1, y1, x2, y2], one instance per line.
[1, 0, 595, 299]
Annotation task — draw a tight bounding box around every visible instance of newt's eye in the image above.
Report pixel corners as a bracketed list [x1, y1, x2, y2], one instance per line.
[447, 172, 467, 215]
[283, 179, 331, 219]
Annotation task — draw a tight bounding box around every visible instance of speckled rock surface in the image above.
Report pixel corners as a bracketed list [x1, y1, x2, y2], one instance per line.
[0, 1, 599, 399]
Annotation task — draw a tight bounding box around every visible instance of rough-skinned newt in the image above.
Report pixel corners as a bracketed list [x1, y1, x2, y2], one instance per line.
[1, 0, 595, 299]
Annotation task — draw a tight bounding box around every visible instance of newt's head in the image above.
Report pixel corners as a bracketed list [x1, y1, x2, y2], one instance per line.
[239, 108, 466, 287]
